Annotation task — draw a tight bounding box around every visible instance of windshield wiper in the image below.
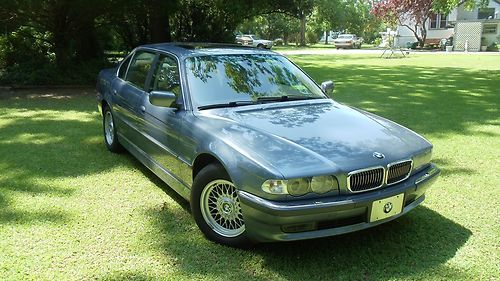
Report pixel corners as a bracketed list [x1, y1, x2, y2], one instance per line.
[256, 95, 323, 103]
[198, 101, 256, 110]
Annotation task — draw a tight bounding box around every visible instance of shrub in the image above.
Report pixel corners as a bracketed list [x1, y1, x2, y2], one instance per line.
[487, 42, 498, 52]
[306, 30, 320, 45]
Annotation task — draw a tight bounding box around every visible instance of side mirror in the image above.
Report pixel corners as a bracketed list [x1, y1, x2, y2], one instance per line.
[321, 80, 335, 96]
[149, 91, 177, 108]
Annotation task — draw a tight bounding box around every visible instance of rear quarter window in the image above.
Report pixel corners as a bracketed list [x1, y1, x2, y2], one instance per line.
[118, 55, 132, 79]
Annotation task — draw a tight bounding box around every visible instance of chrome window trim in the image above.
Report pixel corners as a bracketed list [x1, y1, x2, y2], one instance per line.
[347, 166, 385, 193]
[386, 159, 413, 186]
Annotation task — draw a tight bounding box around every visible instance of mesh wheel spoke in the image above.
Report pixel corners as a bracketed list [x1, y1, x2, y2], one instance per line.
[200, 179, 245, 237]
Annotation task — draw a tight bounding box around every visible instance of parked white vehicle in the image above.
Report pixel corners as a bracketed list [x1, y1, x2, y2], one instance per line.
[333, 34, 363, 49]
[236, 34, 273, 49]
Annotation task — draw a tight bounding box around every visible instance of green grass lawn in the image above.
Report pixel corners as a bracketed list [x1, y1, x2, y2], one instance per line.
[0, 54, 499, 280]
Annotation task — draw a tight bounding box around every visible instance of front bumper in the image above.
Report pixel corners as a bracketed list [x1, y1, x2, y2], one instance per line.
[238, 164, 440, 242]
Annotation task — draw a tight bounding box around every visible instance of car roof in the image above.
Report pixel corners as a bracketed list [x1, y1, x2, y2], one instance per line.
[139, 42, 276, 58]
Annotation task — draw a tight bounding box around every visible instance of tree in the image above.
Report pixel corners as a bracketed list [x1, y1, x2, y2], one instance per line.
[371, 0, 434, 47]
[371, 0, 490, 47]
[268, 0, 316, 46]
[432, 0, 489, 13]
[237, 13, 300, 45]
[315, 0, 342, 44]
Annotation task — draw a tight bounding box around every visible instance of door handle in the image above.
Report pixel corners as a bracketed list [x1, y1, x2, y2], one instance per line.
[139, 105, 146, 114]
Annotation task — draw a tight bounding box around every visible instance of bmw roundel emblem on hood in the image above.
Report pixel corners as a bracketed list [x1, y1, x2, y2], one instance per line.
[373, 152, 385, 159]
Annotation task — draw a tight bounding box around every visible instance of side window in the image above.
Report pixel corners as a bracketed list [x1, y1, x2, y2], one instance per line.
[151, 54, 181, 96]
[117, 55, 132, 79]
[125, 51, 156, 89]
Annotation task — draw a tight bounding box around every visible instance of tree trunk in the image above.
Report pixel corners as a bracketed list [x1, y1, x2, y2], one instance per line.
[75, 17, 102, 62]
[51, 4, 72, 69]
[149, 2, 172, 43]
[419, 21, 428, 48]
[300, 13, 306, 46]
[325, 31, 328, 44]
[53, 34, 71, 69]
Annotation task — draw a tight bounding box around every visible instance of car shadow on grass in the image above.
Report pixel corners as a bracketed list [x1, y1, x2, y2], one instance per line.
[125, 163, 472, 281]
[144, 193, 471, 280]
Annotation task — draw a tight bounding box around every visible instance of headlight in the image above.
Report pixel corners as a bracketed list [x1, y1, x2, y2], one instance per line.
[412, 148, 432, 172]
[287, 178, 310, 196]
[262, 176, 339, 196]
[311, 176, 338, 194]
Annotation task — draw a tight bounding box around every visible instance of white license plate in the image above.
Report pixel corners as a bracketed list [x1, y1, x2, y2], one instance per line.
[369, 193, 404, 222]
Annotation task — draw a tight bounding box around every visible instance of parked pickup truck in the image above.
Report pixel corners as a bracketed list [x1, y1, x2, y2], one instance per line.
[235, 34, 273, 49]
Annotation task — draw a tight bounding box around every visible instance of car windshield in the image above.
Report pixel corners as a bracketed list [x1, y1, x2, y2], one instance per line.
[185, 54, 326, 108]
[338, 35, 353, 39]
[249, 35, 260, 40]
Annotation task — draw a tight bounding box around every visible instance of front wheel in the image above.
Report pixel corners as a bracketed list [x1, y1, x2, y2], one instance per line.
[191, 164, 252, 247]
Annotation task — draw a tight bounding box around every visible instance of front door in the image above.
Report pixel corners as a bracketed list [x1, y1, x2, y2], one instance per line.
[136, 53, 187, 184]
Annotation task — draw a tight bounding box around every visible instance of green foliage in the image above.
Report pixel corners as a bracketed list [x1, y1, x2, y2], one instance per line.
[432, 0, 490, 13]
[487, 42, 498, 52]
[237, 13, 300, 44]
[314, 0, 382, 41]
[305, 29, 320, 44]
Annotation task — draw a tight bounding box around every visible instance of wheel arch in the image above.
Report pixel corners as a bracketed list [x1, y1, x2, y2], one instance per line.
[192, 153, 225, 181]
[101, 100, 110, 111]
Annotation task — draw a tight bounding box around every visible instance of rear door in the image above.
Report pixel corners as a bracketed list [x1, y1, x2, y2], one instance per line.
[112, 50, 156, 144]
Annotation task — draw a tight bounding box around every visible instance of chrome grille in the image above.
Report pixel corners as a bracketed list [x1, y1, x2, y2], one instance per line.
[387, 160, 413, 185]
[348, 167, 384, 192]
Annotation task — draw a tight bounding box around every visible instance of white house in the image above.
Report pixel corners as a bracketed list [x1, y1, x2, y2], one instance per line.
[396, 0, 500, 51]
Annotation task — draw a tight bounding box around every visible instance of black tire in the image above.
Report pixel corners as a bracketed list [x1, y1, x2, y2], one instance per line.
[257, 44, 264, 49]
[102, 105, 123, 153]
[191, 163, 253, 248]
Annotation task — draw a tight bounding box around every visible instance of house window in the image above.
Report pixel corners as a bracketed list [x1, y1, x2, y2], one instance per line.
[478, 8, 495, 19]
[430, 14, 447, 29]
[483, 23, 497, 34]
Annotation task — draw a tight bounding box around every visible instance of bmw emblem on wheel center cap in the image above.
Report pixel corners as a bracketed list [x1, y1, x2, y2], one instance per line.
[373, 152, 385, 159]
[383, 202, 393, 213]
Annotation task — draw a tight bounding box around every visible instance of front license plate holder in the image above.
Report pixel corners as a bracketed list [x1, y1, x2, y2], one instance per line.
[369, 193, 404, 222]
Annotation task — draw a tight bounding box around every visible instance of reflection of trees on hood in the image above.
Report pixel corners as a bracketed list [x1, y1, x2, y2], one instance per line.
[187, 55, 310, 99]
[244, 102, 333, 128]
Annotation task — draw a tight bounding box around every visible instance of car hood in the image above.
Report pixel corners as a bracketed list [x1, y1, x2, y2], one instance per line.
[197, 100, 431, 178]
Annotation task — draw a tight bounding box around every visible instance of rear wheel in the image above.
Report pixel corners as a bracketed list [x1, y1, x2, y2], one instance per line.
[191, 164, 252, 248]
[103, 105, 123, 153]
[257, 44, 264, 49]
